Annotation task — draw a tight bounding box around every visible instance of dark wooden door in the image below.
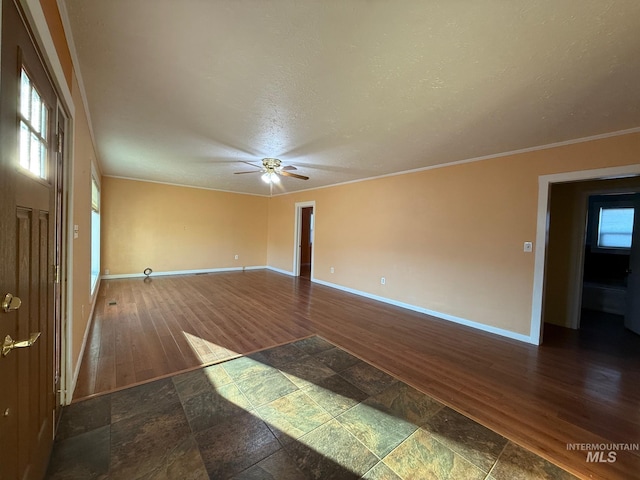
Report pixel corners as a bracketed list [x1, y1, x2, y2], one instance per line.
[0, 1, 58, 478]
[300, 207, 313, 279]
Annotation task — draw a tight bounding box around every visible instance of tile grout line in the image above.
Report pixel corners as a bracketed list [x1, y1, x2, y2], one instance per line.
[53, 336, 581, 479]
[485, 441, 510, 479]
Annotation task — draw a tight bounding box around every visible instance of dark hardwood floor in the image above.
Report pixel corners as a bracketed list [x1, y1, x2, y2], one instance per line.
[74, 270, 640, 480]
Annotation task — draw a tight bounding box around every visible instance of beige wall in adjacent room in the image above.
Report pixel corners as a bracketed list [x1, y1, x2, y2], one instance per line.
[543, 182, 581, 328]
[101, 177, 268, 275]
[267, 132, 640, 337]
[70, 71, 100, 375]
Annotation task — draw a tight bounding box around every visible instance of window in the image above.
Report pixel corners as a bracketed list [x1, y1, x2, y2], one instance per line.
[597, 207, 635, 249]
[91, 176, 99, 212]
[91, 177, 100, 292]
[19, 67, 49, 179]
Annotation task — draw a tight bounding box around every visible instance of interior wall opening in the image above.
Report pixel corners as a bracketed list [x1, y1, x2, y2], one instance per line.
[542, 175, 640, 350]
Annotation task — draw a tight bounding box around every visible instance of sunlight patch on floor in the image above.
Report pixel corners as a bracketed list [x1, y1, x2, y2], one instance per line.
[182, 331, 239, 365]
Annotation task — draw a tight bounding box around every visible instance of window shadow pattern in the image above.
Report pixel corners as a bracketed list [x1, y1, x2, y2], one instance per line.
[46, 336, 577, 479]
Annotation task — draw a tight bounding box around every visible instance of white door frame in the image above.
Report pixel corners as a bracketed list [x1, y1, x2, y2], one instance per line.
[531, 164, 640, 344]
[293, 201, 316, 278]
[55, 103, 72, 406]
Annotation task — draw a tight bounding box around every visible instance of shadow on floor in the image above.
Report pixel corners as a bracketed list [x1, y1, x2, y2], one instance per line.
[543, 309, 640, 360]
[47, 336, 577, 480]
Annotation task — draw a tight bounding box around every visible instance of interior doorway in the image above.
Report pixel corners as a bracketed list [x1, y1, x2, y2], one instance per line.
[300, 207, 313, 279]
[542, 176, 640, 345]
[293, 201, 315, 279]
[582, 192, 640, 334]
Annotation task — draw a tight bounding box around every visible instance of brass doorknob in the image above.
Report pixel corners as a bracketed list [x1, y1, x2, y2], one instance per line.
[2, 293, 21, 313]
[2, 332, 40, 357]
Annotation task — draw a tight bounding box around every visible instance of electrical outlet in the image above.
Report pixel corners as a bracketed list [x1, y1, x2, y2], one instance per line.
[524, 241, 533, 253]
[330, 267, 334, 274]
[104, 269, 110, 275]
[381, 277, 386, 285]
[234, 254, 239, 260]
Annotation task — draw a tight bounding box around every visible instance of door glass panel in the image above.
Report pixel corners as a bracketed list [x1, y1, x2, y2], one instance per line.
[20, 69, 30, 117]
[19, 122, 30, 170]
[41, 103, 47, 137]
[30, 88, 41, 131]
[30, 132, 42, 177]
[18, 67, 48, 180]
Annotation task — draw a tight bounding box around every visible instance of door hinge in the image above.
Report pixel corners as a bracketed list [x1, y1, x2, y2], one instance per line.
[54, 264, 61, 284]
[56, 133, 63, 154]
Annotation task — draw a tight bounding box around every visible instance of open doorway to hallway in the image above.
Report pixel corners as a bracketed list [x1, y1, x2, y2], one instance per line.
[543, 176, 640, 347]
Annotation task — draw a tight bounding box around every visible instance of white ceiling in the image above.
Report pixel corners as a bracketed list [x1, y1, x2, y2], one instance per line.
[62, 0, 640, 196]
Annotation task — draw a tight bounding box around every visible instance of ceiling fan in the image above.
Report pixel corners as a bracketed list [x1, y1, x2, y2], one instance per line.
[234, 158, 309, 184]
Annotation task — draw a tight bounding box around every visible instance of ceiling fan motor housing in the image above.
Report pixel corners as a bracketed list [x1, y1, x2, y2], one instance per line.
[262, 158, 282, 171]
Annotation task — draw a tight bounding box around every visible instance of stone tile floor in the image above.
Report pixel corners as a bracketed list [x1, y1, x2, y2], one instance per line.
[46, 336, 577, 479]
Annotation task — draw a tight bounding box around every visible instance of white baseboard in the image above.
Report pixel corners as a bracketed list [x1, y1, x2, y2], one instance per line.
[96, 267, 533, 370]
[266, 266, 295, 276]
[312, 278, 534, 344]
[102, 265, 266, 280]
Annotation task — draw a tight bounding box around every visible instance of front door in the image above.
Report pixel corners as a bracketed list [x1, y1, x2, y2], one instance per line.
[0, 1, 58, 478]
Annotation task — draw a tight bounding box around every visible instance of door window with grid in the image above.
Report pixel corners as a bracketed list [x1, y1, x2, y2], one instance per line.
[19, 67, 49, 179]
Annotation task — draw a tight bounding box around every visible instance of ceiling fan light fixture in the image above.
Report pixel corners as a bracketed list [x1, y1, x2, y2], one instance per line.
[261, 171, 280, 184]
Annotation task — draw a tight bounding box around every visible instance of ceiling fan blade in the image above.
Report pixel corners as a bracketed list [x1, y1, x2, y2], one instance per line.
[240, 161, 262, 169]
[234, 170, 262, 174]
[280, 171, 309, 180]
[282, 165, 297, 171]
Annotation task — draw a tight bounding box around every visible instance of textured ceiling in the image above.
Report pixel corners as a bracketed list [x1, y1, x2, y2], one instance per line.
[62, 0, 640, 196]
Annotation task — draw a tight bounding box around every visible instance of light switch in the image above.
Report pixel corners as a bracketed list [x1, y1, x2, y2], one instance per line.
[524, 241, 533, 252]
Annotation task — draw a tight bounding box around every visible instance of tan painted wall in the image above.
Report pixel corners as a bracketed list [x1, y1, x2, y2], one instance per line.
[69, 72, 99, 373]
[267, 132, 640, 337]
[101, 178, 268, 274]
